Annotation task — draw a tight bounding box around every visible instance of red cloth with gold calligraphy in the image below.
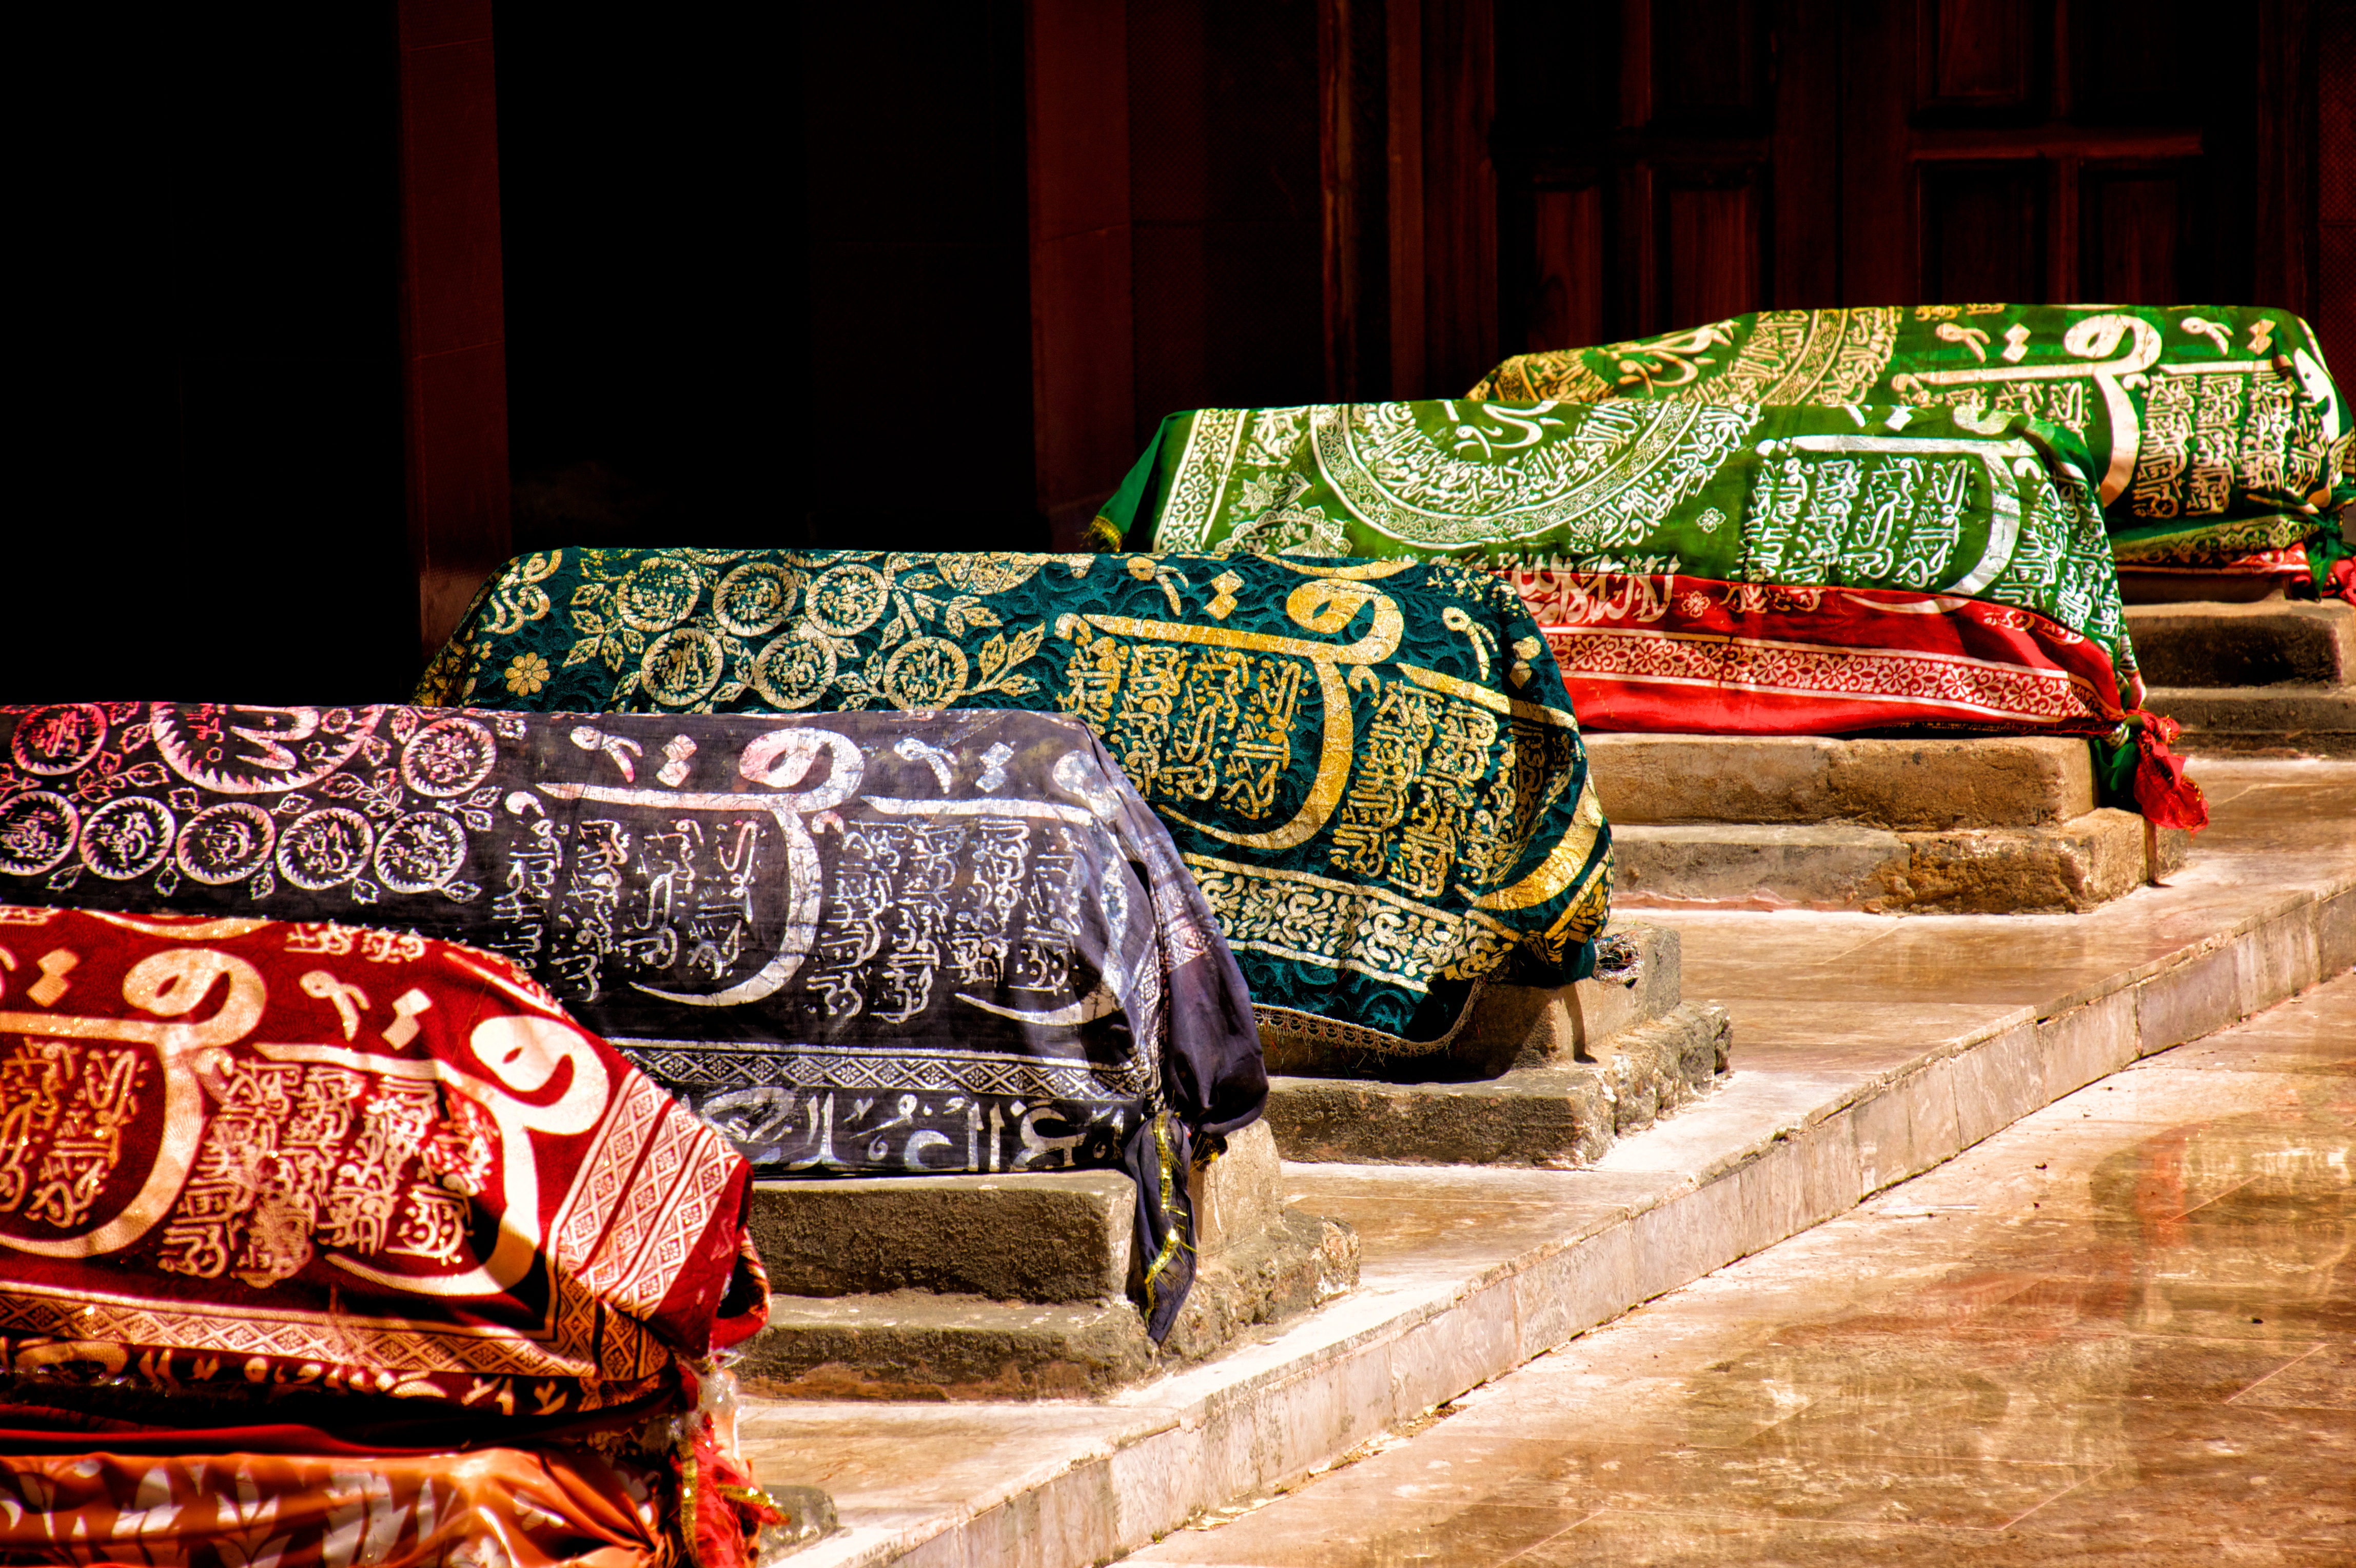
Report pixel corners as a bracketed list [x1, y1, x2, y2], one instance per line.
[0, 908, 760, 1418]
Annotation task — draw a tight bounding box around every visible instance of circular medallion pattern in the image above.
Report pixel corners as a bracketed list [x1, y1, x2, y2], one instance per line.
[400, 717, 498, 798]
[802, 564, 892, 638]
[748, 633, 838, 710]
[714, 562, 800, 637]
[174, 802, 276, 886]
[640, 628, 726, 708]
[80, 796, 176, 881]
[614, 555, 706, 632]
[375, 810, 469, 893]
[10, 705, 108, 776]
[879, 638, 971, 709]
[149, 704, 382, 795]
[0, 792, 80, 876]
[276, 808, 375, 891]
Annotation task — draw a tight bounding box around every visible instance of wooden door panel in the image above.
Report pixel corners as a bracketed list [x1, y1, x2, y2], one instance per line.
[1651, 0, 1766, 123]
[1920, 161, 2047, 303]
[1917, 0, 2035, 112]
[1529, 185, 1607, 351]
[2080, 165, 2189, 303]
[2071, 0, 2202, 122]
[1662, 173, 1765, 326]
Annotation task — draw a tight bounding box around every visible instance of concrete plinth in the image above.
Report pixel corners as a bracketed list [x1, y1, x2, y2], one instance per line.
[737, 1123, 1360, 1400]
[1258, 923, 1683, 1081]
[1586, 734, 2096, 831]
[741, 762, 2356, 1568]
[2124, 600, 2356, 756]
[1583, 736, 2187, 913]
[2125, 599, 2354, 687]
[1264, 1002, 1731, 1167]
[2144, 685, 2356, 756]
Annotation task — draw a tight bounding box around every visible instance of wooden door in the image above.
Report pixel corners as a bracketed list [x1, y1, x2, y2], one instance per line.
[1843, 0, 2264, 311]
[1490, 0, 2312, 360]
[1493, 0, 1841, 356]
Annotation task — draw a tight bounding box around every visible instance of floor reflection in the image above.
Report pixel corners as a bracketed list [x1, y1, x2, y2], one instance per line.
[1127, 974, 2355, 1566]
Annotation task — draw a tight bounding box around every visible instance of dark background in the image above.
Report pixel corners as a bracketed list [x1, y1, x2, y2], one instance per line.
[9, 0, 2345, 702]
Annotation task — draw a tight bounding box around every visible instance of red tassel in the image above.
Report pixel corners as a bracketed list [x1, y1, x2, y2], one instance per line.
[2327, 553, 2355, 605]
[682, 1379, 789, 1568]
[2130, 712, 2208, 832]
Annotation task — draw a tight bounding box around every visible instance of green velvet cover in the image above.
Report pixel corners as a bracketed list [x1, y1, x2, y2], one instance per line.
[417, 548, 1614, 1053]
[1104, 400, 2136, 699]
[1467, 305, 2355, 587]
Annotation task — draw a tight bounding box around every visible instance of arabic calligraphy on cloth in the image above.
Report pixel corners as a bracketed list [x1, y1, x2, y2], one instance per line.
[1467, 305, 2356, 599]
[1108, 400, 2138, 702]
[0, 905, 758, 1418]
[0, 704, 1262, 1339]
[412, 551, 1615, 1056]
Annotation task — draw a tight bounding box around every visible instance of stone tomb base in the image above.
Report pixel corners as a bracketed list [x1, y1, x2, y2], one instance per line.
[735, 1122, 1357, 1401]
[1589, 734, 2191, 913]
[1261, 922, 1732, 1168]
[2125, 597, 2355, 757]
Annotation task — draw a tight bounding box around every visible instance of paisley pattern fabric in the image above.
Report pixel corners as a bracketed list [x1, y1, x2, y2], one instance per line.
[0, 705, 1262, 1340]
[414, 550, 1616, 1055]
[0, 1442, 672, 1567]
[0, 906, 761, 1419]
[1467, 305, 2356, 600]
[1509, 567, 2138, 735]
[1107, 400, 2137, 698]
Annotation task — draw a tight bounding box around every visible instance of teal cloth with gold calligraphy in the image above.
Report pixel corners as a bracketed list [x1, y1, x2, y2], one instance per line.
[1467, 305, 2356, 592]
[417, 549, 1614, 1053]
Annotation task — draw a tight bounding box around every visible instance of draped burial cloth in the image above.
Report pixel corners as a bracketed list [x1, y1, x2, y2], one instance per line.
[1468, 305, 2356, 600]
[0, 705, 1262, 1338]
[1102, 400, 2204, 828]
[0, 1442, 672, 1568]
[0, 907, 759, 1420]
[414, 549, 1616, 1055]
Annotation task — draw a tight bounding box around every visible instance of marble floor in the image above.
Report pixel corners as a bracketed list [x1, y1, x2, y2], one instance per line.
[1123, 969, 2356, 1567]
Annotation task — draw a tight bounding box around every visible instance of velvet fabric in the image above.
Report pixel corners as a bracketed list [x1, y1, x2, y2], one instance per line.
[0, 704, 1265, 1338]
[0, 907, 759, 1419]
[412, 551, 1615, 1056]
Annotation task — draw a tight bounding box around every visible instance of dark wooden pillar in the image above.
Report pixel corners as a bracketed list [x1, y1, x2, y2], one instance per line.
[1027, 0, 1137, 548]
[2306, 0, 2351, 378]
[1321, 0, 1497, 399]
[397, 0, 512, 661]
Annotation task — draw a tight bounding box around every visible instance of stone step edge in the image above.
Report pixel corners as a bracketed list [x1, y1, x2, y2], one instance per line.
[1611, 809, 2184, 915]
[777, 874, 2353, 1568]
[739, 1208, 1361, 1403]
[2149, 685, 2356, 757]
[1263, 1001, 1731, 1167]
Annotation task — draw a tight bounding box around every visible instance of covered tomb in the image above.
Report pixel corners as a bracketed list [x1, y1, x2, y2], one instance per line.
[0, 703, 1266, 1342]
[1468, 304, 2355, 602]
[413, 549, 1617, 1060]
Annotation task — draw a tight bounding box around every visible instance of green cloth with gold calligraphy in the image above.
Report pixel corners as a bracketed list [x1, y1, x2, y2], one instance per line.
[1467, 305, 2356, 592]
[1102, 399, 2138, 701]
[417, 548, 1614, 1053]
